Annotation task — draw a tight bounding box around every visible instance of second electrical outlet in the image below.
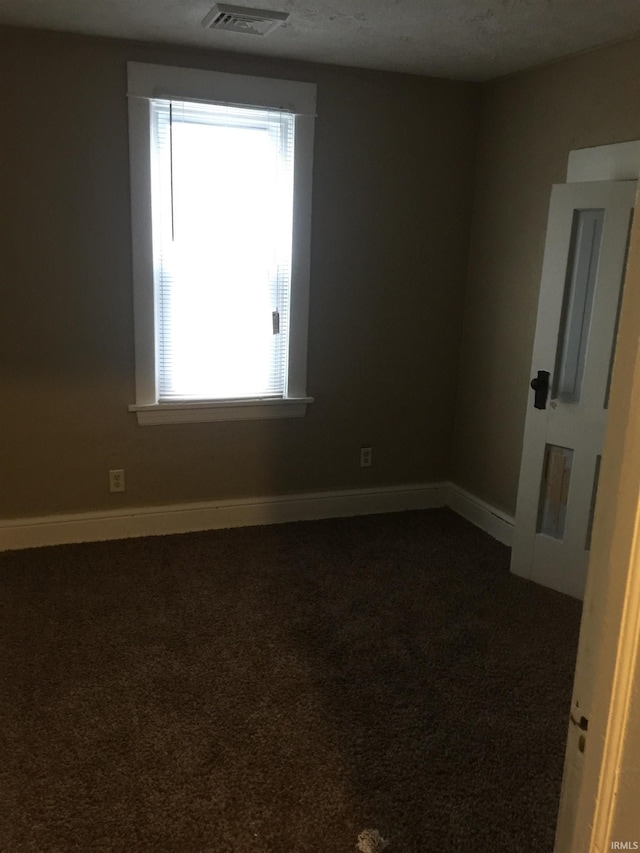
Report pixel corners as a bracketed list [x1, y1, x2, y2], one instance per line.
[360, 447, 372, 468]
[109, 469, 125, 493]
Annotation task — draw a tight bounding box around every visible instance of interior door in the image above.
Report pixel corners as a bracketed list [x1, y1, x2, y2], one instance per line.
[511, 180, 635, 600]
[554, 179, 640, 851]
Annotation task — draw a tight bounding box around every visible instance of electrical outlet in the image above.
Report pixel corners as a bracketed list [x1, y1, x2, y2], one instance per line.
[360, 447, 372, 468]
[109, 469, 125, 493]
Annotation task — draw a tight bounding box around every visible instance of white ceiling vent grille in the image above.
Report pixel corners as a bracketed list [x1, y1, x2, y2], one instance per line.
[202, 4, 289, 36]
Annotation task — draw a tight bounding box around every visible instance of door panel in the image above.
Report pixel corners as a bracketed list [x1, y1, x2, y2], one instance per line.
[511, 180, 635, 600]
[553, 209, 603, 403]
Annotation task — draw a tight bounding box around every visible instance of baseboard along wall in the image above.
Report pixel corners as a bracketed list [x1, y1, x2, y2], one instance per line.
[0, 482, 514, 551]
[446, 484, 514, 547]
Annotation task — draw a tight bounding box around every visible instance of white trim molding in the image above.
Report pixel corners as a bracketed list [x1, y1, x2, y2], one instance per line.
[446, 484, 515, 547]
[567, 140, 640, 184]
[129, 397, 313, 425]
[1, 482, 448, 551]
[0, 482, 515, 552]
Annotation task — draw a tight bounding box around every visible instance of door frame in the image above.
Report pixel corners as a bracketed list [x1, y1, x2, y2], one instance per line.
[554, 147, 640, 848]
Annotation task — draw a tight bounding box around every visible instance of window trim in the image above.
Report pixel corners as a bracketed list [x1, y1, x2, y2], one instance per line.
[126, 62, 316, 424]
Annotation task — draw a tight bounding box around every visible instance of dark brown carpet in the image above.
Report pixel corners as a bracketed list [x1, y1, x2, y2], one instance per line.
[0, 508, 582, 852]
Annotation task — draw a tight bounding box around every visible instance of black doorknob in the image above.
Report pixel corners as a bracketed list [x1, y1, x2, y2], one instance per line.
[530, 370, 550, 409]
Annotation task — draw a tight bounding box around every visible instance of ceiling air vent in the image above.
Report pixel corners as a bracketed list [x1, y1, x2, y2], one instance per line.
[202, 3, 289, 36]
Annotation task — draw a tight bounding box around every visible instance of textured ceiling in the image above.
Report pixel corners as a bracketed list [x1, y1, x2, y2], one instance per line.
[2, 0, 640, 81]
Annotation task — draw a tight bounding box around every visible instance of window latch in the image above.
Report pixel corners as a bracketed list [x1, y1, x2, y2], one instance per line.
[272, 310, 280, 335]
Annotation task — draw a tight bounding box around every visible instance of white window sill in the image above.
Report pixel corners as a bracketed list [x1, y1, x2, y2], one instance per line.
[128, 397, 313, 425]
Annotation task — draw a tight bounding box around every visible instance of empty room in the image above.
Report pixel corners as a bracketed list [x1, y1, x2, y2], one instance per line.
[3, 2, 640, 850]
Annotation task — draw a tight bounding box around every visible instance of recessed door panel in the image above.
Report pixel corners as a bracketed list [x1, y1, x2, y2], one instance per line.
[553, 210, 604, 404]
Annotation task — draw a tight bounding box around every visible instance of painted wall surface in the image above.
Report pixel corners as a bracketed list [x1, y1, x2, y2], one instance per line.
[451, 36, 640, 516]
[1, 27, 480, 519]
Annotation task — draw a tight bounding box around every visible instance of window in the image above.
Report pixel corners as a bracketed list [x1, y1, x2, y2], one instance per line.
[127, 63, 316, 424]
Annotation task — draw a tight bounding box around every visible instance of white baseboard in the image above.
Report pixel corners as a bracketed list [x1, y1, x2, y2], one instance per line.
[446, 484, 514, 546]
[0, 482, 449, 551]
[0, 481, 514, 551]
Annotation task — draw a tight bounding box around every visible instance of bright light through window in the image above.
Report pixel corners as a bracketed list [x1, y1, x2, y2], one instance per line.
[151, 100, 294, 401]
[127, 63, 315, 424]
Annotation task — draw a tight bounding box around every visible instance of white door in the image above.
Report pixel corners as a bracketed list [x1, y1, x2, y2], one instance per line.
[511, 180, 635, 600]
[554, 179, 640, 851]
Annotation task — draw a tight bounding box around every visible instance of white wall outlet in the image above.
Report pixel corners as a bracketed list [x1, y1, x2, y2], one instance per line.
[109, 469, 125, 493]
[360, 446, 372, 468]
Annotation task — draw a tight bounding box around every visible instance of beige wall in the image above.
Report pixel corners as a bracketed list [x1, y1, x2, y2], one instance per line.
[7, 25, 640, 523]
[452, 36, 640, 515]
[1, 27, 480, 519]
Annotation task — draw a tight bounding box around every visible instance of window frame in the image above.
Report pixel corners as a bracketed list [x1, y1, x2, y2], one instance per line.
[126, 62, 316, 425]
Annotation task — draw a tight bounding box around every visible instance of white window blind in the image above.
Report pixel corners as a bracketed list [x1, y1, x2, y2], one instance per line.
[150, 98, 295, 401]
